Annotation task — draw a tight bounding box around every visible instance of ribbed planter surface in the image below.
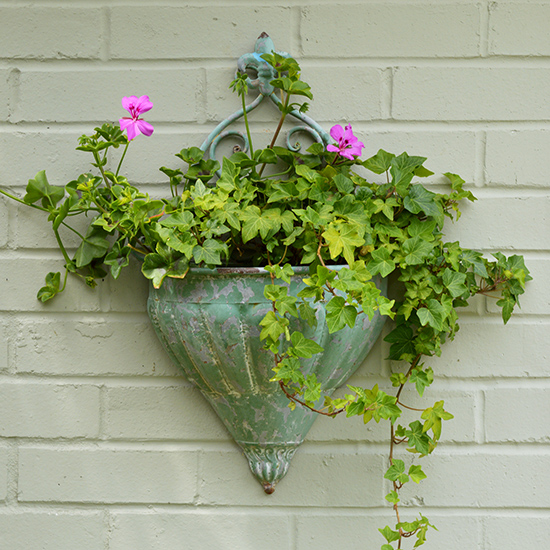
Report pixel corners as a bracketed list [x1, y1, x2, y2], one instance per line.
[147, 267, 386, 492]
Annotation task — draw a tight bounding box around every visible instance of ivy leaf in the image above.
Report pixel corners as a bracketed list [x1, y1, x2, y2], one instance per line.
[367, 248, 396, 277]
[74, 228, 110, 268]
[384, 324, 416, 362]
[404, 185, 442, 219]
[141, 254, 189, 289]
[379, 526, 401, 544]
[497, 295, 515, 324]
[192, 239, 226, 266]
[290, 331, 324, 358]
[259, 311, 289, 342]
[402, 237, 434, 266]
[421, 400, 454, 441]
[299, 302, 318, 328]
[325, 296, 357, 333]
[441, 268, 467, 298]
[141, 253, 170, 288]
[385, 490, 400, 504]
[333, 173, 354, 194]
[362, 149, 395, 174]
[384, 459, 409, 483]
[24, 170, 65, 208]
[160, 211, 194, 228]
[303, 373, 322, 403]
[460, 249, 489, 278]
[241, 206, 280, 242]
[409, 464, 427, 484]
[322, 224, 364, 264]
[409, 366, 434, 397]
[417, 299, 448, 331]
[37, 271, 61, 302]
[404, 420, 432, 455]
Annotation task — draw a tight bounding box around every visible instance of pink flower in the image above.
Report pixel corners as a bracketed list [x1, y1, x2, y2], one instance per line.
[119, 95, 154, 141]
[327, 124, 364, 160]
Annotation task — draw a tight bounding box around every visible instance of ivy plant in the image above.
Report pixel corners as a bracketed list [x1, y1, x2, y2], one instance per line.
[0, 52, 530, 549]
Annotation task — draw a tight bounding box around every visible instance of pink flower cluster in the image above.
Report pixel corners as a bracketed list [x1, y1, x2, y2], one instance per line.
[119, 95, 154, 141]
[327, 124, 364, 160]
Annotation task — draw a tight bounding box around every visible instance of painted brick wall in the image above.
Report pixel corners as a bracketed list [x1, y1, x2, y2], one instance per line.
[0, 2, 548, 549]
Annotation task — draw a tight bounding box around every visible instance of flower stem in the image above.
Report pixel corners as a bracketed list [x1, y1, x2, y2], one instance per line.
[241, 93, 254, 159]
[115, 142, 130, 178]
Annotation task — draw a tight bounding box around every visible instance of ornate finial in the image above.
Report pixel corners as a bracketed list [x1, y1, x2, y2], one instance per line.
[236, 33, 288, 97]
[200, 34, 331, 160]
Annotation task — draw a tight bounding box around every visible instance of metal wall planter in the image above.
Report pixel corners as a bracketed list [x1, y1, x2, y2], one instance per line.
[147, 267, 386, 492]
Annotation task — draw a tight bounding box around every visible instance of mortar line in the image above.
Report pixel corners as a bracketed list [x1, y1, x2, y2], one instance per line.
[6, 67, 20, 124]
[480, 1, 490, 58]
[381, 67, 393, 120]
[475, 130, 487, 188]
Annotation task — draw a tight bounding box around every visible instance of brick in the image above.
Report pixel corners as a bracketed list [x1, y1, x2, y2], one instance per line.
[0, 7, 102, 59]
[0, 511, 105, 550]
[0, 258, 102, 312]
[110, 7, 292, 59]
[18, 448, 198, 503]
[110, 511, 292, 550]
[361, 131, 477, 185]
[487, 258, 549, 316]
[0, 131, 88, 188]
[0, 383, 100, 438]
[104, 385, 229, 440]
[485, 516, 550, 550]
[13, 316, 177, 377]
[393, 68, 550, 121]
[0, 70, 9, 120]
[427, 319, 549, 378]
[296, 514, 480, 550]
[0, 447, 7, 501]
[305, 65, 383, 123]
[399, 387, 477, 443]
[486, 388, 550, 443]
[11, 201, 86, 250]
[105, 259, 151, 313]
[301, 3, 480, 58]
[198, 448, 385, 506]
[443, 195, 550, 251]
[486, 130, 550, 188]
[205, 67, 283, 125]
[399, 453, 550, 507]
[489, 3, 550, 56]
[13, 69, 201, 123]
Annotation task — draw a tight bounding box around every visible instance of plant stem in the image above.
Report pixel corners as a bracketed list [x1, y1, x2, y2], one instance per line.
[0, 188, 49, 212]
[241, 93, 254, 159]
[53, 228, 73, 267]
[115, 142, 130, 178]
[258, 92, 290, 177]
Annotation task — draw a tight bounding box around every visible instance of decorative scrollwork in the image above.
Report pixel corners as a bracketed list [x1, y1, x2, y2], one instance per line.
[200, 32, 332, 168]
[286, 125, 325, 153]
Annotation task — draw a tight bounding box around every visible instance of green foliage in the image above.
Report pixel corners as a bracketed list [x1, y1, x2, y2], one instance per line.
[0, 50, 531, 550]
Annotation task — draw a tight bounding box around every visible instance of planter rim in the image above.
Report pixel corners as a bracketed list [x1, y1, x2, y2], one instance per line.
[180, 265, 347, 277]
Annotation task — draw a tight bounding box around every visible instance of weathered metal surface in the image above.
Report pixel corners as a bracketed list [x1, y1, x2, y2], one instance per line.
[147, 267, 386, 492]
[200, 32, 332, 165]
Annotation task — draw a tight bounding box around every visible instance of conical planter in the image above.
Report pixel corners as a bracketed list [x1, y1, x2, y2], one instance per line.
[147, 266, 386, 493]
